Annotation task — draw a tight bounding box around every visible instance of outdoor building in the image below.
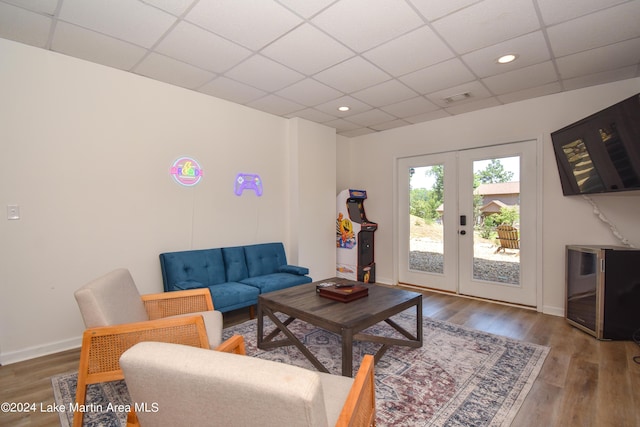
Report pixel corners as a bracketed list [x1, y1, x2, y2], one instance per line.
[475, 182, 520, 223]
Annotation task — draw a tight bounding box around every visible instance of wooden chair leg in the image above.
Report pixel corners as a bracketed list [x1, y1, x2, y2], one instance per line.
[72, 376, 87, 427]
[249, 305, 255, 319]
[127, 409, 140, 426]
[74, 336, 91, 427]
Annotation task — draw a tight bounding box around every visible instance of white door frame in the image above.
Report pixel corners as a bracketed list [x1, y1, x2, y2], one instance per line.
[458, 141, 537, 306]
[397, 152, 458, 292]
[394, 138, 544, 311]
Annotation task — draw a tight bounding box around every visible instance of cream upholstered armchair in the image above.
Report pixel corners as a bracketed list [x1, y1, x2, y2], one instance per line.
[73, 268, 223, 427]
[120, 335, 376, 427]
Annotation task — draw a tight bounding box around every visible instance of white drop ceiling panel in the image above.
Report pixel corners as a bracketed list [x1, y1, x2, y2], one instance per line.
[58, 0, 176, 49]
[261, 23, 354, 75]
[563, 65, 639, 91]
[547, 1, 640, 57]
[224, 54, 304, 93]
[313, 56, 391, 93]
[363, 26, 455, 76]
[536, 0, 628, 26]
[497, 82, 562, 104]
[0, 2, 51, 47]
[482, 61, 558, 95]
[154, 21, 252, 74]
[198, 76, 266, 104]
[141, 0, 193, 17]
[400, 58, 475, 95]
[1, 0, 638, 136]
[134, 52, 215, 90]
[380, 96, 440, 118]
[432, 0, 540, 54]
[52, 22, 147, 71]
[352, 79, 418, 107]
[275, 78, 343, 106]
[247, 94, 304, 116]
[3, 0, 58, 15]
[185, 0, 302, 50]
[556, 38, 640, 80]
[312, 0, 424, 52]
[445, 96, 502, 115]
[276, 0, 336, 19]
[345, 108, 397, 127]
[285, 107, 337, 124]
[405, 109, 452, 124]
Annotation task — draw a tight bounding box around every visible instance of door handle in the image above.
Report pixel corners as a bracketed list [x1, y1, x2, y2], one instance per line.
[460, 230, 466, 235]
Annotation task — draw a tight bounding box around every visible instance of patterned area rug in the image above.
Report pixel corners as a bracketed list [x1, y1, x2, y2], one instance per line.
[52, 312, 548, 426]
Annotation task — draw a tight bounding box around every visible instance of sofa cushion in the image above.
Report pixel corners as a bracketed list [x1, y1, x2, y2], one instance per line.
[160, 249, 226, 291]
[207, 282, 259, 313]
[240, 273, 312, 294]
[244, 243, 288, 277]
[222, 246, 249, 282]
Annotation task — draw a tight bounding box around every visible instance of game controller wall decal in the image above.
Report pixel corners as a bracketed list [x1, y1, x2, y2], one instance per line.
[234, 173, 263, 196]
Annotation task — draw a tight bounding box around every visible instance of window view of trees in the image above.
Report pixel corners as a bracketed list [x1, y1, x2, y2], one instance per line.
[409, 165, 443, 223]
[476, 159, 514, 184]
[410, 159, 519, 240]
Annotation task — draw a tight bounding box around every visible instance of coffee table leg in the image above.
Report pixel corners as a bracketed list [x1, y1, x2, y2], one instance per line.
[257, 302, 264, 348]
[341, 328, 353, 377]
[417, 297, 423, 346]
[260, 306, 330, 374]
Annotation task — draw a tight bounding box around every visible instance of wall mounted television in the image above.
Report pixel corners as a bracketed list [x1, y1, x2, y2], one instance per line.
[551, 93, 640, 196]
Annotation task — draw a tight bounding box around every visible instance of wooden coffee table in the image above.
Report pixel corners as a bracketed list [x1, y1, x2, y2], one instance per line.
[257, 278, 423, 377]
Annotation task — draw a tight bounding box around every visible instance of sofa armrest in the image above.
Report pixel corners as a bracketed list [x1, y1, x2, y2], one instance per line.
[142, 288, 214, 319]
[278, 264, 309, 275]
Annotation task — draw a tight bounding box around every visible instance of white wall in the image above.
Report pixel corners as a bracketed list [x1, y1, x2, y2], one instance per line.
[0, 39, 336, 363]
[337, 78, 640, 316]
[288, 118, 337, 279]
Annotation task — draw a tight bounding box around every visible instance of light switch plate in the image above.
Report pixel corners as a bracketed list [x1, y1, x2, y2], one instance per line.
[7, 205, 20, 220]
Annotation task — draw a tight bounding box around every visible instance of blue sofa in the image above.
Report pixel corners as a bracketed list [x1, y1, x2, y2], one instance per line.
[160, 242, 312, 313]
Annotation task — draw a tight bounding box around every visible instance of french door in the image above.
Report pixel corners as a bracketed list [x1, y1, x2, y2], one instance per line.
[398, 140, 538, 307]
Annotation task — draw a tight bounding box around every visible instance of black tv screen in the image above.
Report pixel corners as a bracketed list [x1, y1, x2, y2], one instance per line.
[551, 93, 640, 196]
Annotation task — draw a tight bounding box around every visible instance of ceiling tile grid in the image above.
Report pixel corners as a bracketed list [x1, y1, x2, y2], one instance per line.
[0, 0, 638, 136]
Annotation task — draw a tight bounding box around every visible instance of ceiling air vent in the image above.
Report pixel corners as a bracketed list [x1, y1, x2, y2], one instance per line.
[443, 92, 471, 103]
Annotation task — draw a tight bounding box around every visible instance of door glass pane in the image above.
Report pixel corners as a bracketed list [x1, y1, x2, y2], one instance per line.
[409, 165, 444, 274]
[472, 157, 520, 285]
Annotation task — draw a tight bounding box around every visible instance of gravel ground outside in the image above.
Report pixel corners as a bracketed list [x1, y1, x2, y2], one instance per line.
[409, 237, 520, 285]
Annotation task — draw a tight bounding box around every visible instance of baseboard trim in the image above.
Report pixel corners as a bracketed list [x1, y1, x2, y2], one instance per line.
[542, 305, 565, 317]
[0, 336, 81, 365]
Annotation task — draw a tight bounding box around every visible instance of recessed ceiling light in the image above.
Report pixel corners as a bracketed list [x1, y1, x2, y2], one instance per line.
[497, 54, 518, 64]
[337, 106, 350, 112]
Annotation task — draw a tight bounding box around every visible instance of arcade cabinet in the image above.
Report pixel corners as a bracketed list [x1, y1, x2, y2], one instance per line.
[336, 189, 378, 283]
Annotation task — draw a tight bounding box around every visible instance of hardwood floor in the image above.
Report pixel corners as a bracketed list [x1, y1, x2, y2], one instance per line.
[1, 288, 638, 426]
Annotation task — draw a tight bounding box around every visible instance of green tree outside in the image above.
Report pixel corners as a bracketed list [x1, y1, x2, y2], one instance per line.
[409, 159, 519, 236]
